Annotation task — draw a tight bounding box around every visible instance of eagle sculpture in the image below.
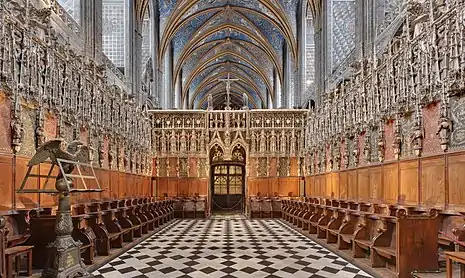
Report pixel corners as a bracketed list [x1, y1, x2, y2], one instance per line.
[28, 139, 93, 181]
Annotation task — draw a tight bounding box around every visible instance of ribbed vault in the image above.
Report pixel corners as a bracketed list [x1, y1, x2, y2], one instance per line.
[142, 0, 301, 109]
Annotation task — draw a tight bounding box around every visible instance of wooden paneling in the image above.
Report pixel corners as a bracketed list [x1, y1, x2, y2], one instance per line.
[339, 171, 347, 200]
[383, 163, 398, 204]
[0, 155, 13, 210]
[330, 173, 340, 199]
[369, 166, 382, 202]
[15, 156, 39, 209]
[357, 168, 370, 201]
[420, 157, 445, 209]
[399, 160, 419, 206]
[290, 157, 298, 176]
[448, 153, 465, 211]
[347, 170, 357, 200]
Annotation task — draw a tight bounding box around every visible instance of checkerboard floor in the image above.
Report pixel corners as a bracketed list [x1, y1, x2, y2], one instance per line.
[92, 217, 373, 278]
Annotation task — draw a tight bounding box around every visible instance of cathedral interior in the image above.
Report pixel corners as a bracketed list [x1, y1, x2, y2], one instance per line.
[1, 0, 465, 278]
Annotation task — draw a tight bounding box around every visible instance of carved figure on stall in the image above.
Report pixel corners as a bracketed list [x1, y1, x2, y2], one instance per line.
[437, 115, 452, 151]
[353, 145, 360, 167]
[11, 113, 24, 153]
[343, 140, 349, 169]
[290, 130, 296, 156]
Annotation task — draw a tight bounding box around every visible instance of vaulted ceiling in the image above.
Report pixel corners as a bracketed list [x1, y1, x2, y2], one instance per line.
[150, 0, 301, 109]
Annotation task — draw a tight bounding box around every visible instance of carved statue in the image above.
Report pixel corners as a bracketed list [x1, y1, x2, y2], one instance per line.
[270, 130, 277, 153]
[364, 132, 371, 163]
[280, 130, 286, 154]
[353, 145, 360, 167]
[437, 116, 452, 151]
[179, 130, 187, 153]
[190, 130, 197, 153]
[11, 113, 24, 153]
[169, 131, 177, 153]
[260, 130, 266, 153]
[377, 126, 385, 162]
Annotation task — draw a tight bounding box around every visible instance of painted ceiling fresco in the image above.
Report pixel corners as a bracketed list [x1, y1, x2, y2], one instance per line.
[157, 0, 299, 109]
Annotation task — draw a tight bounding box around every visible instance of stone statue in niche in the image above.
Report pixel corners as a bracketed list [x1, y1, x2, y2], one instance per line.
[190, 130, 197, 153]
[160, 131, 167, 154]
[270, 130, 277, 153]
[280, 130, 286, 154]
[437, 115, 452, 151]
[259, 130, 266, 153]
[353, 145, 359, 167]
[290, 130, 296, 156]
[179, 130, 186, 153]
[170, 130, 177, 154]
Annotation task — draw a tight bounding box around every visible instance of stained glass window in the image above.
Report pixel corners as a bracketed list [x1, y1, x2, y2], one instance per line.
[102, 0, 126, 69]
[57, 0, 80, 25]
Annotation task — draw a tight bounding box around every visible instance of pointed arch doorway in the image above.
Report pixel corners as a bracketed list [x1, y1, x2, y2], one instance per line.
[210, 144, 246, 213]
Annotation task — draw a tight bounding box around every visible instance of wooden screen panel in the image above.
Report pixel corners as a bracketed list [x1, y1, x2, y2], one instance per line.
[257, 178, 270, 196]
[198, 178, 208, 196]
[248, 158, 257, 177]
[357, 168, 370, 202]
[330, 173, 340, 199]
[420, 157, 445, 209]
[347, 170, 357, 201]
[110, 171, 119, 199]
[339, 171, 348, 200]
[278, 177, 299, 197]
[169, 157, 177, 177]
[305, 176, 312, 197]
[247, 178, 257, 196]
[369, 166, 383, 203]
[15, 156, 39, 209]
[325, 174, 332, 199]
[383, 163, 398, 204]
[399, 160, 419, 206]
[269, 177, 279, 196]
[118, 172, 125, 198]
[167, 179, 178, 197]
[448, 153, 465, 211]
[178, 178, 189, 196]
[0, 155, 13, 210]
[157, 178, 168, 197]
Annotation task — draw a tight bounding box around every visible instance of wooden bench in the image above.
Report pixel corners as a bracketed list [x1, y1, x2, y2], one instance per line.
[271, 197, 282, 218]
[445, 251, 465, 278]
[438, 213, 465, 261]
[1, 211, 33, 277]
[71, 215, 96, 265]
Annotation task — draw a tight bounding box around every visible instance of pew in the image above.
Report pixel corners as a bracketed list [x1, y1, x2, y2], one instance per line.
[271, 197, 282, 218]
[1, 216, 5, 277]
[436, 213, 465, 267]
[173, 198, 184, 218]
[71, 215, 96, 265]
[261, 198, 272, 218]
[2, 210, 34, 277]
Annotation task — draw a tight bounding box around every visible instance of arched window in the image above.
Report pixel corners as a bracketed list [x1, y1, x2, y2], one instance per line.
[305, 9, 315, 94]
[57, 0, 80, 25]
[329, 0, 356, 70]
[141, 8, 152, 80]
[102, 0, 126, 72]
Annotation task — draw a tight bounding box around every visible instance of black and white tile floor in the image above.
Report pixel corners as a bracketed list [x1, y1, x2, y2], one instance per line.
[92, 217, 373, 278]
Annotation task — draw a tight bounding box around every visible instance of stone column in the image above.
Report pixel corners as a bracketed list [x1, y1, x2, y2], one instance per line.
[282, 43, 290, 108]
[174, 69, 182, 109]
[82, 0, 102, 58]
[163, 42, 174, 109]
[267, 88, 273, 109]
[297, 0, 307, 107]
[273, 69, 282, 108]
[124, 0, 135, 95]
[183, 88, 189, 109]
